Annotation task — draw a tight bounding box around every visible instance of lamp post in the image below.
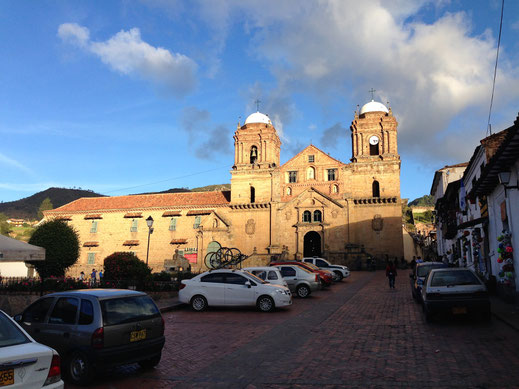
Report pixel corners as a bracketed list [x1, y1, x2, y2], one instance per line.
[146, 216, 154, 266]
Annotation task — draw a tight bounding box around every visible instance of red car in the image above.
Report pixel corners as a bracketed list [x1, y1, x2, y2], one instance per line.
[270, 261, 334, 286]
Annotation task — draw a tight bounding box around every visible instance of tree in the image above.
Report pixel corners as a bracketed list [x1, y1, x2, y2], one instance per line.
[28, 219, 80, 278]
[0, 213, 11, 236]
[103, 252, 152, 281]
[37, 198, 54, 220]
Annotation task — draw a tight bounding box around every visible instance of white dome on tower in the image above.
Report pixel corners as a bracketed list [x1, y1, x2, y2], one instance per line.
[359, 100, 389, 115]
[245, 111, 271, 125]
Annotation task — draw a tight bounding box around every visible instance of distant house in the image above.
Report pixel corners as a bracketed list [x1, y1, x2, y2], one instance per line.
[7, 219, 25, 227]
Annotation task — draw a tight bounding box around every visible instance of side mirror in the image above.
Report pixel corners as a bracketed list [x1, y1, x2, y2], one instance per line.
[13, 314, 22, 322]
[245, 281, 252, 288]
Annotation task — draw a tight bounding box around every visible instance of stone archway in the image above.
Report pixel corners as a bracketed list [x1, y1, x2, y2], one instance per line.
[304, 231, 322, 257]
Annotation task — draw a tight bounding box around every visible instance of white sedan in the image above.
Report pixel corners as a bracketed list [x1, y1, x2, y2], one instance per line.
[179, 269, 292, 312]
[0, 310, 63, 389]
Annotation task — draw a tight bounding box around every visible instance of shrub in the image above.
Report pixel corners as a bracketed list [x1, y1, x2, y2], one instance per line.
[103, 252, 152, 282]
[152, 271, 172, 281]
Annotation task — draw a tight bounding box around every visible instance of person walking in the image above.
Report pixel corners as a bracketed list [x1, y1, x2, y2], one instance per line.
[91, 268, 97, 287]
[98, 270, 103, 284]
[386, 260, 397, 289]
[79, 271, 85, 281]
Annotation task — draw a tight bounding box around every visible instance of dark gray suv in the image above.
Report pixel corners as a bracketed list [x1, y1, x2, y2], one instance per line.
[14, 289, 165, 385]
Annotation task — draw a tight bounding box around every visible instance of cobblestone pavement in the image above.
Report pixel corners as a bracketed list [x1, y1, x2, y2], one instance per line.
[66, 271, 519, 388]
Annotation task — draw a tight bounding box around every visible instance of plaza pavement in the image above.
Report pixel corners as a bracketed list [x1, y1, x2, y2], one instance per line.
[66, 270, 519, 388]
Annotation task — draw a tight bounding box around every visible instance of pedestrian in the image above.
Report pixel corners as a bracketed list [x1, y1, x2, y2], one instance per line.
[91, 268, 97, 286]
[416, 256, 423, 263]
[386, 260, 397, 289]
[79, 271, 85, 281]
[99, 270, 103, 283]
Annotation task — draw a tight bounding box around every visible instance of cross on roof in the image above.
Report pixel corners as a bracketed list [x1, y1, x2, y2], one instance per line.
[369, 88, 376, 100]
[254, 99, 261, 111]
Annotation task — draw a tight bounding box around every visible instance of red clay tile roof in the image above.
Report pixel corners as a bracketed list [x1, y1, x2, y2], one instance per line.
[84, 214, 102, 220]
[123, 240, 140, 246]
[162, 211, 182, 217]
[170, 239, 188, 244]
[83, 241, 99, 247]
[46, 191, 231, 213]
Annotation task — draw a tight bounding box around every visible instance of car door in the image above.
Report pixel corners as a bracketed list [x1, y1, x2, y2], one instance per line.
[279, 266, 297, 292]
[19, 297, 55, 343]
[223, 273, 255, 306]
[199, 273, 225, 305]
[315, 258, 330, 269]
[42, 296, 80, 357]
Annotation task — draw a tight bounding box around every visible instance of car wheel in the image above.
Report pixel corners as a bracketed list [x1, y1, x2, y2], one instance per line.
[296, 285, 310, 298]
[139, 354, 161, 369]
[67, 350, 94, 385]
[333, 271, 343, 281]
[191, 295, 208, 311]
[257, 296, 275, 312]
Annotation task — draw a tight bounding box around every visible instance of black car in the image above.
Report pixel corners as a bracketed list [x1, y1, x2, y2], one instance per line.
[410, 262, 447, 302]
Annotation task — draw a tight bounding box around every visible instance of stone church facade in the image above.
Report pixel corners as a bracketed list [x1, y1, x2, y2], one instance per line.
[45, 100, 404, 275]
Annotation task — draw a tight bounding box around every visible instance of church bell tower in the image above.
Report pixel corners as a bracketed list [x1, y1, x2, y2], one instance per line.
[230, 111, 281, 204]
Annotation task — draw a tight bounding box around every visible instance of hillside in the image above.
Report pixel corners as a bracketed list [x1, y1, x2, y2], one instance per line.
[0, 188, 104, 220]
[409, 195, 435, 207]
[191, 184, 231, 192]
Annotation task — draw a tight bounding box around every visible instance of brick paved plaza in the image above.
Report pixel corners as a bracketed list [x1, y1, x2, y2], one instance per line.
[67, 271, 519, 388]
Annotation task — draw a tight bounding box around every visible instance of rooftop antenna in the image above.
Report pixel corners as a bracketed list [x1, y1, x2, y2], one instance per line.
[254, 99, 261, 112]
[369, 88, 376, 100]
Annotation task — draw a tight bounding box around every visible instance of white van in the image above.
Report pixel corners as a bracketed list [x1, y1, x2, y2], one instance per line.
[243, 267, 288, 288]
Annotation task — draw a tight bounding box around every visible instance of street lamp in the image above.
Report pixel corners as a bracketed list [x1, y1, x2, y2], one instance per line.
[146, 216, 154, 266]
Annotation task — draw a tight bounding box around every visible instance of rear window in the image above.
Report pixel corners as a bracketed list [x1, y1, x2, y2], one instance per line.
[101, 296, 160, 326]
[417, 264, 446, 277]
[0, 312, 29, 348]
[430, 271, 481, 287]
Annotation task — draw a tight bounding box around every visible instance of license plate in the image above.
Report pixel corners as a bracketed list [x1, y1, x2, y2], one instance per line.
[452, 307, 467, 315]
[0, 369, 14, 387]
[130, 329, 146, 342]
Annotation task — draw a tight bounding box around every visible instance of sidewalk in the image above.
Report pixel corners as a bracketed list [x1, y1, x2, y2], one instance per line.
[156, 295, 184, 313]
[490, 295, 519, 331]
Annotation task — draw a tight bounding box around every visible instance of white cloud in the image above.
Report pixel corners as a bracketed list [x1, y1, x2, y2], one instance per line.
[0, 152, 33, 174]
[58, 23, 197, 97]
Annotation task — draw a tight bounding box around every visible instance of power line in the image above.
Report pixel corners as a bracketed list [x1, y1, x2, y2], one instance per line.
[487, 0, 505, 136]
[104, 165, 229, 194]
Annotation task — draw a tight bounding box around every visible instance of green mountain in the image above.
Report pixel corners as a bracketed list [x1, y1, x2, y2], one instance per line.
[409, 195, 435, 207]
[0, 188, 104, 220]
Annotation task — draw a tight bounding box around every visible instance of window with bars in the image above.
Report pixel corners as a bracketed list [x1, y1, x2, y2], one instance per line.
[193, 216, 201, 229]
[288, 171, 297, 183]
[90, 220, 98, 233]
[303, 211, 311, 222]
[313, 210, 322, 222]
[87, 253, 95, 265]
[308, 155, 315, 162]
[169, 218, 177, 231]
[327, 169, 336, 181]
[130, 219, 138, 232]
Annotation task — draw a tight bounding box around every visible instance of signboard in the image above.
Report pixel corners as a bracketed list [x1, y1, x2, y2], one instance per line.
[184, 247, 198, 264]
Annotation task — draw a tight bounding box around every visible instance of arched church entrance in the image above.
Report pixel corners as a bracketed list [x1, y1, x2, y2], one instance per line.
[303, 231, 322, 257]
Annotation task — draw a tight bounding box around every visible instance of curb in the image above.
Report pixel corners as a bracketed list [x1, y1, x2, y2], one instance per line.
[492, 311, 519, 332]
[159, 303, 185, 313]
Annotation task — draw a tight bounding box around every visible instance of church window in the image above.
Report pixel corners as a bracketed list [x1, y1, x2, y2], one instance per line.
[308, 155, 315, 163]
[90, 220, 98, 233]
[307, 166, 315, 180]
[332, 184, 339, 193]
[313, 210, 322, 222]
[87, 252, 96, 265]
[327, 169, 336, 181]
[303, 211, 311, 223]
[372, 181, 380, 198]
[193, 216, 201, 229]
[286, 187, 292, 196]
[130, 219, 138, 232]
[288, 171, 297, 183]
[169, 218, 177, 231]
[250, 146, 258, 164]
[250, 186, 256, 203]
[370, 143, 379, 156]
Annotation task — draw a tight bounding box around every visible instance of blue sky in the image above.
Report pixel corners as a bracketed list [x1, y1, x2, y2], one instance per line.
[1, 0, 519, 203]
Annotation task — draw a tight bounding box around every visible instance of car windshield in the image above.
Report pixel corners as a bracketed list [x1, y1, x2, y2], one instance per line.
[101, 296, 161, 326]
[430, 270, 481, 287]
[0, 312, 30, 348]
[244, 272, 267, 284]
[417, 264, 446, 277]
